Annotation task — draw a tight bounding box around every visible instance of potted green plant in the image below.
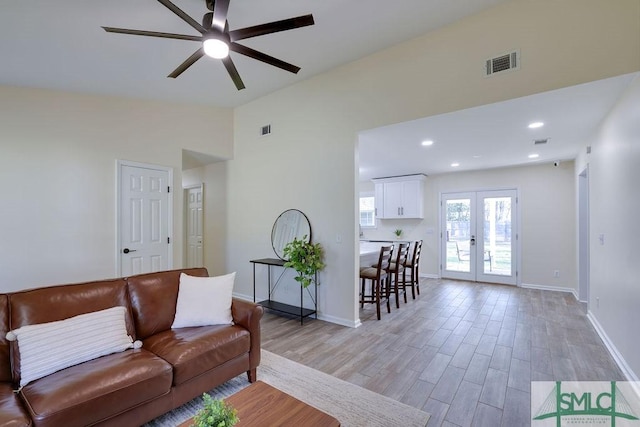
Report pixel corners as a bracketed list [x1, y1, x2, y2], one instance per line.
[394, 229, 403, 239]
[282, 236, 325, 288]
[191, 393, 238, 427]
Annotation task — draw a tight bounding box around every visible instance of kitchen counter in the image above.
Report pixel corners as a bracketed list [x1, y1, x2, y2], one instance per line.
[360, 240, 392, 267]
[359, 240, 412, 267]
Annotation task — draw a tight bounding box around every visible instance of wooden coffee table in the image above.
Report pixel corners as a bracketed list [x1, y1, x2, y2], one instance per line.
[178, 381, 340, 426]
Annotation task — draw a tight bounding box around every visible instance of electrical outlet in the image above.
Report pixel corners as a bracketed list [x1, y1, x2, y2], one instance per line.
[596, 297, 600, 308]
[553, 270, 560, 278]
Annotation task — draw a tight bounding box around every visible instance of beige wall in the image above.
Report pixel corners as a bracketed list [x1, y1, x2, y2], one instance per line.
[0, 86, 233, 291]
[360, 161, 577, 290]
[575, 75, 640, 379]
[229, 0, 640, 327]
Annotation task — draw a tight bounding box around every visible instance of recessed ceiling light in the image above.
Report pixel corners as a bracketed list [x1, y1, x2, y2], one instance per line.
[421, 140, 434, 146]
[528, 153, 540, 159]
[451, 162, 460, 167]
[528, 122, 544, 129]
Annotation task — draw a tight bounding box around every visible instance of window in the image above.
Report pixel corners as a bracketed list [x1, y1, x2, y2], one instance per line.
[359, 194, 376, 227]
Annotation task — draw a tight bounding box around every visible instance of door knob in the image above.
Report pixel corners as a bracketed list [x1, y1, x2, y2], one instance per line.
[123, 248, 137, 254]
[470, 235, 476, 246]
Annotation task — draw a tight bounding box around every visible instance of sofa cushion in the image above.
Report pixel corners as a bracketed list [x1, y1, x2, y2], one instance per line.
[8, 278, 135, 384]
[0, 383, 31, 427]
[7, 306, 139, 387]
[172, 272, 235, 328]
[144, 325, 250, 386]
[126, 268, 209, 340]
[19, 349, 172, 427]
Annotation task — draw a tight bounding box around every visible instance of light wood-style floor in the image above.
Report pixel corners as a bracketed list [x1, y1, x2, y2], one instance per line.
[260, 278, 625, 427]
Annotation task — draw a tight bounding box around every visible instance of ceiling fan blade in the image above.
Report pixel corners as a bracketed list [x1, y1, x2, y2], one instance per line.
[230, 43, 300, 74]
[157, 0, 206, 34]
[211, 0, 230, 31]
[102, 27, 202, 42]
[221, 56, 245, 90]
[168, 48, 205, 78]
[229, 15, 314, 42]
[203, 12, 213, 29]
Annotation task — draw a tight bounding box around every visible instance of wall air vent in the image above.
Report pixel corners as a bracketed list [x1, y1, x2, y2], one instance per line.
[534, 138, 549, 145]
[260, 124, 271, 136]
[485, 50, 520, 77]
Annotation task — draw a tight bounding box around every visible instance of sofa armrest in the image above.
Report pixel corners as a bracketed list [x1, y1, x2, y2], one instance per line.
[231, 299, 264, 371]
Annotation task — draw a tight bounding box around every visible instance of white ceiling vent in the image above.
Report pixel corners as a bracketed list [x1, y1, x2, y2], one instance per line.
[260, 124, 271, 137]
[485, 50, 520, 77]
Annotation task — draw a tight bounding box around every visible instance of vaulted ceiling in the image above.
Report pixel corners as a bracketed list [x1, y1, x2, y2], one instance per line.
[2, 1, 634, 178]
[0, 0, 508, 107]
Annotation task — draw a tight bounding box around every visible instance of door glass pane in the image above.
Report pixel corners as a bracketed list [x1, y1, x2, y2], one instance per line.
[446, 199, 471, 272]
[483, 197, 512, 275]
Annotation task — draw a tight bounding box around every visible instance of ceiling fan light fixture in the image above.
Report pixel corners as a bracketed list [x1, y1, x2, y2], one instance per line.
[203, 38, 229, 59]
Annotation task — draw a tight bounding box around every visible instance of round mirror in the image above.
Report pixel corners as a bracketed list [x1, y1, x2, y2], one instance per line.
[271, 209, 311, 260]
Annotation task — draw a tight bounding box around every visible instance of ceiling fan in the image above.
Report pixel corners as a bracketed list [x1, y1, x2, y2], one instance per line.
[103, 0, 315, 90]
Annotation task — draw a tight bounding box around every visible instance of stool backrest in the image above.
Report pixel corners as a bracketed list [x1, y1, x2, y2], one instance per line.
[412, 240, 423, 266]
[376, 245, 394, 279]
[394, 242, 410, 272]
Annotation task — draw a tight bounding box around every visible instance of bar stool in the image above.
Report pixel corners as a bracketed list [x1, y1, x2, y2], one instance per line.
[359, 245, 393, 320]
[402, 240, 422, 301]
[388, 242, 409, 308]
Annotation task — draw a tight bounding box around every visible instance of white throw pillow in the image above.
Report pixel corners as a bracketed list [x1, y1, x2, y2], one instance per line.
[5, 306, 141, 387]
[172, 272, 236, 328]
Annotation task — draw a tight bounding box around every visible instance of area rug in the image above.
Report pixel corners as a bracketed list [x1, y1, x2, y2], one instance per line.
[145, 349, 430, 427]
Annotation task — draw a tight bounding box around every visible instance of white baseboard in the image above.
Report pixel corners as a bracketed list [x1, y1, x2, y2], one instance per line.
[519, 282, 578, 299]
[318, 313, 361, 328]
[420, 273, 440, 279]
[587, 311, 639, 382]
[233, 292, 360, 328]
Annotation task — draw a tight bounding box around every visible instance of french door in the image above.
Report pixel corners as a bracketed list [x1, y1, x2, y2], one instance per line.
[441, 190, 518, 285]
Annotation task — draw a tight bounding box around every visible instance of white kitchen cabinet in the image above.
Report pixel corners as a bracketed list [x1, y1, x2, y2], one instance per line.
[374, 183, 385, 219]
[372, 174, 426, 219]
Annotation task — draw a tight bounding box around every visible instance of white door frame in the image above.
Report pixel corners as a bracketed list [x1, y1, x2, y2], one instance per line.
[578, 166, 590, 305]
[116, 160, 174, 276]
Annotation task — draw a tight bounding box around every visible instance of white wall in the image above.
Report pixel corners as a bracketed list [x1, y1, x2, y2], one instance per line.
[578, 75, 640, 379]
[360, 162, 577, 289]
[0, 86, 233, 291]
[228, 0, 640, 326]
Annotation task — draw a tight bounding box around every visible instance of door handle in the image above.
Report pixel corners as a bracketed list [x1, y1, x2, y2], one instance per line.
[123, 248, 137, 254]
[470, 235, 476, 246]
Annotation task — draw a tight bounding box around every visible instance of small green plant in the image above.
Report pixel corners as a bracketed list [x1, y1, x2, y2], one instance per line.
[394, 229, 403, 237]
[191, 393, 238, 427]
[282, 235, 325, 288]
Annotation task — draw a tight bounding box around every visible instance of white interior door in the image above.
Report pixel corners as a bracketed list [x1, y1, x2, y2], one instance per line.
[118, 162, 172, 276]
[442, 190, 518, 285]
[185, 185, 204, 268]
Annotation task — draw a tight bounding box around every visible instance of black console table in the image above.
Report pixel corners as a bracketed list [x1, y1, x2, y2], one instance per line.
[250, 258, 317, 324]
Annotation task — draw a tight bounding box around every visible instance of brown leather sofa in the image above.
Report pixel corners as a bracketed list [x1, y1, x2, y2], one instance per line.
[0, 268, 263, 427]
